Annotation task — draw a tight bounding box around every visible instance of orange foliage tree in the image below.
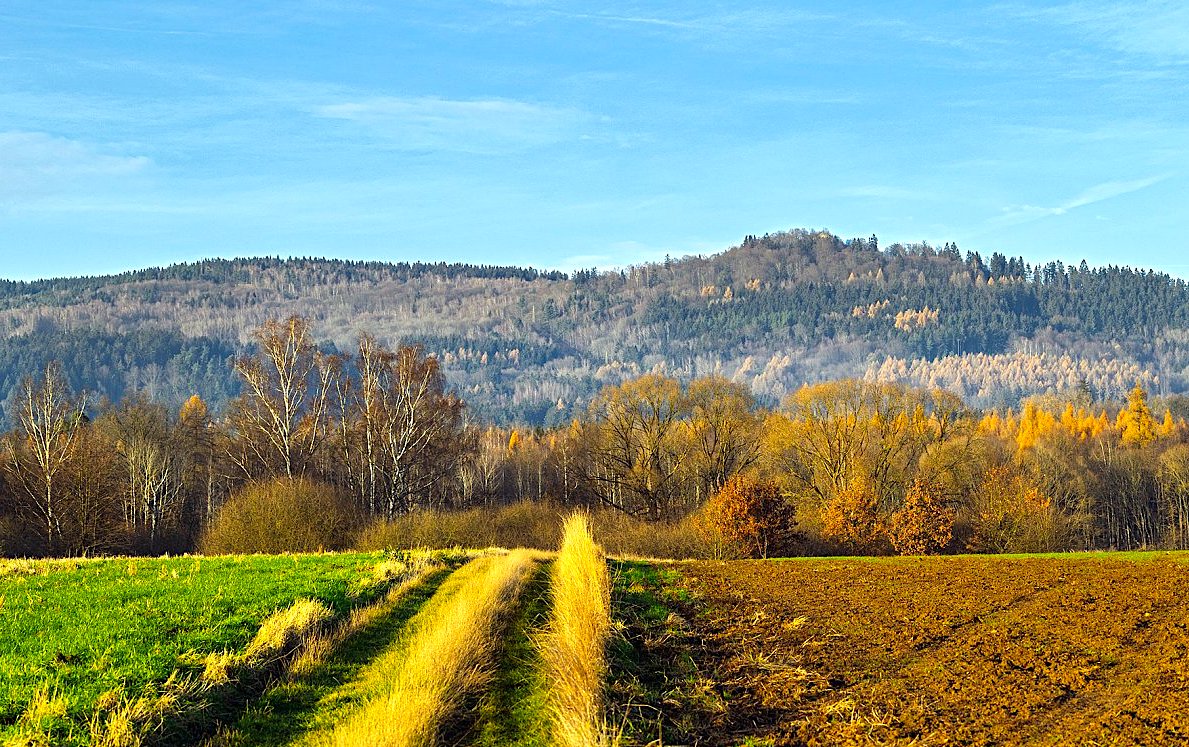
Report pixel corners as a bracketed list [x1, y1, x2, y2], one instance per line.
[889, 478, 954, 555]
[700, 474, 798, 558]
[821, 474, 884, 552]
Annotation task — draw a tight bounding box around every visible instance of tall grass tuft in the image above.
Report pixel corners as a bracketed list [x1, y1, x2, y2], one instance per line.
[244, 598, 335, 662]
[540, 513, 613, 747]
[316, 550, 537, 746]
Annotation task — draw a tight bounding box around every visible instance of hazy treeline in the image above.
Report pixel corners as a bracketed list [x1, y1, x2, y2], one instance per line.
[4, 230, 1189, 429]
[2, 314, 1189, 558]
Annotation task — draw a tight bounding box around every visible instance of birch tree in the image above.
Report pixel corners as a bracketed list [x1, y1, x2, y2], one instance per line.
[6, 363, 87, 552]
[229, 316, 336, 478]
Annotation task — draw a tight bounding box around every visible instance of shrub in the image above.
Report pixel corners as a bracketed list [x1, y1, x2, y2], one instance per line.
[821, 475, 886, 553]
[0, 515, 43, 558]
[589, 510, 712, 559]
[966, 466, 1068, 553]
[200, 478, 358, 554]
[700, 475, 798, 558]
[355, 502, 562, 551]
[355, 501, 715, 559]
[889, 478, 955, 555]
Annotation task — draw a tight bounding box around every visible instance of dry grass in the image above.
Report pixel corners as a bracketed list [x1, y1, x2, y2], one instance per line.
[311, 550, 538, 747]
[244, 599, 336, 662]
[356, 502, 713, 559]
[6, 689, 69, 747]
[0, 558, 92, 577]
[539, 514, 613, 747]
[288, 552, 446, 679]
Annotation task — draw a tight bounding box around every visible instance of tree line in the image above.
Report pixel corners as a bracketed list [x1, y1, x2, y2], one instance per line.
[2, 315, 1188, 558]
[0, 256, 565, 300]
[0, 317, 467, 555]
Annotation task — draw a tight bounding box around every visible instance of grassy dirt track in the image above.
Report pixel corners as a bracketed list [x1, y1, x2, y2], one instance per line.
[618, 553, 1189, 746]
[0, 526, 612, 747]
[467, 561, 553, 747]
[199, 564, 456, 746]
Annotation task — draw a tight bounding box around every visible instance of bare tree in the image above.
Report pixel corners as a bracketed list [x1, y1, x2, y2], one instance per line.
[6, 363, 87, 552]
[355, 333, 394, 515]
[583, 374, 689, 520]
[376, 344, 467, 517]
[228, 316, 335, 478]
[101, 397, 184, 551]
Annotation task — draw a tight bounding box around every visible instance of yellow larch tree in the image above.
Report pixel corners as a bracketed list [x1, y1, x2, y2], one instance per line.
[1118, 383, 1157, 447]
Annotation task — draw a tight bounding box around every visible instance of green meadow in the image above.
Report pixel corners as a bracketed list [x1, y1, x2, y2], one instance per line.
[0, 553, 393, 746]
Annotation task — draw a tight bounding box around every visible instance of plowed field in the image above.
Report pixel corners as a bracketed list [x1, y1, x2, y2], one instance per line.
[629, 554, 1189, 746]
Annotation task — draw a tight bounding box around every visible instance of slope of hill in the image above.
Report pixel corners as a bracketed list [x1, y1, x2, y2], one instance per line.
[2, 230, 1187, 424]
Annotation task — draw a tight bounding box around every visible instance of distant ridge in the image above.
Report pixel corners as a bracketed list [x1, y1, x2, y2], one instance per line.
[1, 229, 1187, 425]
[0, 256, 566, 295]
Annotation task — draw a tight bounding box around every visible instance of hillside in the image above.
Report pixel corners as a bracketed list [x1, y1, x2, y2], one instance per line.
[2, 230, 1188, 424]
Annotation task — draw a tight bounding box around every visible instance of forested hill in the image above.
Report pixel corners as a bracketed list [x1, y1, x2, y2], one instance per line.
[2, 230, 1188, 424]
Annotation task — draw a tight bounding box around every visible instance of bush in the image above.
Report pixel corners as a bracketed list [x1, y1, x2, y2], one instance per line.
[966, 466, 1069, 553]
[700, 475, 799, 558]
[0, 508, 51, 558]
[590, 510, 711, 559]
[889, 478, 955, 555]
[821, 476, 886, 554]
[356, 501, 715, 559]
[200, 478, 358, 554]
[356, 502, 562, 552]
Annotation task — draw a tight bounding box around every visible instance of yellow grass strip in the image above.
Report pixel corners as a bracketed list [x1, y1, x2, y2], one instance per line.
[313, 549, 538, 747]
[540, 514, 613, 747]
[287, 551, 449, 679]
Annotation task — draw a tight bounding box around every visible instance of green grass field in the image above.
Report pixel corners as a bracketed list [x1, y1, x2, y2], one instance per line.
[0, 553, 398, 746]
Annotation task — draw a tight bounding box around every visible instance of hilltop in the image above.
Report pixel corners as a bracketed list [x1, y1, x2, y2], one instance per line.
[2, 229, 1187, 423]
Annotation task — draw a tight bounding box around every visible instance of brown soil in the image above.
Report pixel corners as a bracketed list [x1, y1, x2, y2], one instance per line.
[665, 555, 1189, 746]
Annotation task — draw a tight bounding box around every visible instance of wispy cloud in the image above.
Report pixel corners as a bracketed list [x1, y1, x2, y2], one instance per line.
[0, 132, 150, 204]
[838, 185, 942, 201]
[543, 6, 834, 40]
[1007, 1, 1189, 60]
[994, 174, 1169, 226]
[313, 96, 587, 153]
[555, 12, 695, 30]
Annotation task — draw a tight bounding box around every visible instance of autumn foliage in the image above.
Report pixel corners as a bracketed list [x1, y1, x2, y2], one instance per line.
[889, 478, 954, 555]
[701, 475, 797, 558]
[821, 476, 885, 553]
[967, 466, 1066, 553]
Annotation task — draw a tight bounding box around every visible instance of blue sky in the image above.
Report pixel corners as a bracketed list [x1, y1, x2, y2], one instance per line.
[1, 1, 1187, 280]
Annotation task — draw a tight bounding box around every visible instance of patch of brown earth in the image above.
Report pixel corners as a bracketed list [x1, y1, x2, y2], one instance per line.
[666, 556, 1189, 746]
